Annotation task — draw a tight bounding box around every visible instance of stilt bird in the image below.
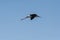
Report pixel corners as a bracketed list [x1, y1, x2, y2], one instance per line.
[21, 14, 40, 20]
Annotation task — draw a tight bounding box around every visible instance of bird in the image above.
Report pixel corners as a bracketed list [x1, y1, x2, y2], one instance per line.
[21, 14, 40, 20]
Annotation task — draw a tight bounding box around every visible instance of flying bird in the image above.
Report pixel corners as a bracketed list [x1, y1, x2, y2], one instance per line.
[21, 14, 40, 20]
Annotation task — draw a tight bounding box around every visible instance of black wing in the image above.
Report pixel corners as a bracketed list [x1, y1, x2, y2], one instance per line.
[30, 16, 35, 20]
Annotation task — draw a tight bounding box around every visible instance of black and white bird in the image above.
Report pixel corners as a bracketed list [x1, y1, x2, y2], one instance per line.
[21, 14, 40, 20]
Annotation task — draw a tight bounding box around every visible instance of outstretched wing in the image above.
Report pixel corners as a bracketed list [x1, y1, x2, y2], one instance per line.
[21, 16, 30, 20]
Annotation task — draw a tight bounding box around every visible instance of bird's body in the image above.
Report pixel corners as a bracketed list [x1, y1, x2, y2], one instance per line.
[21, 14, 40, 20]
[30, 14, 39, 20]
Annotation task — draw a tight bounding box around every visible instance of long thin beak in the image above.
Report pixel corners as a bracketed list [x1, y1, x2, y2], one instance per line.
[37, 15, 40, 17]
[37, 15, 42, 18]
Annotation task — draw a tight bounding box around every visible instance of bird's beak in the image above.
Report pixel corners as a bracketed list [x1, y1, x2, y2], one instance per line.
[37, 16, 40, 17]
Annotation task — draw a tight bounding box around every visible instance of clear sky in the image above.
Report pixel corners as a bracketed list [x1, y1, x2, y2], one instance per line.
[0, 0, 60, 40]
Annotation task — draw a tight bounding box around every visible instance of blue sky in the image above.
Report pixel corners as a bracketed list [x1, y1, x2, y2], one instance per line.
[0, 0, 60, 40]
